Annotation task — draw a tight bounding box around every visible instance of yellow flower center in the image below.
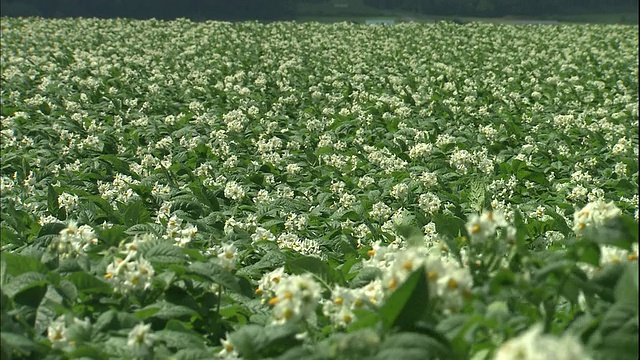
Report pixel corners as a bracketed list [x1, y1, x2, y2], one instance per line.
[447, 278, 459, 289]
[388, 279, 397, 290]
[427, 271, 438, 280]
[283, 309, 294, 319]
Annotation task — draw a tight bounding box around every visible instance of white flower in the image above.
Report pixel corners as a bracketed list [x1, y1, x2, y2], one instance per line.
[465, 210, 507, 242]
[418, 192, 441, 215]
[47, 316, 70, 349]
[251, 226, 276, 243]
[127, 323, 155, 357]
[54, 220, 98, 259]
[224, 181, 245, 200]
[105, 254, 155, 295]
[494, 324, 591, 360]
[268, 273, 322, 324]
[390, 183, 409, 200]
[218, 333, 241, 359]
[572, 200, 622, 235]
[58, 192, 79, 211]
[215, 243, 238, 271]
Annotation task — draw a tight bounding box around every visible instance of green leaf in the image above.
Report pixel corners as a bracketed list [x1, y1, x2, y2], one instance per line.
[187, 261, 242, 294]
[346, 310, 380, 333]
[189, 182, 220, 211]
[93, 310, 117, 332]
[124, 223, 165, 237]
[138, 239, 186, 264]
[599, 300, 637, 337]
[395, 224, 425, 248]
[121, 200, 151, 227]
[65, 345, 109, 359]
[379, 266, 429, 331]
[47, 184, 59, 216]
[349, 267, 382, 288]
[237, 250, 287, 277]
[614, 262, 638, 306]
[66, 271, 112, 294]
[155, 330, 206, 350]
[136, 301, 197, 320]
[3, 272, 48, 298]
[286, 255, 343, 285]
[174, 348, 217, 360]
[582, 215, 638, 250]
[37, 222, 66, 237]
[585, 263, 626, 302]
[1, 252, 47, 276]
[376, 332, 455, 360]
[229, 323, 302, 360]
[433, 214, 465, 239]
[34, 286, 64, 334]
[1, 332, 47, 354]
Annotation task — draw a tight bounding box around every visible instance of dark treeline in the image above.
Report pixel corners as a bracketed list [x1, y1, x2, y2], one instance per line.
[362, 0, 638, 17]
[1, 0, 637, 20]
[0, 0, 296, 20]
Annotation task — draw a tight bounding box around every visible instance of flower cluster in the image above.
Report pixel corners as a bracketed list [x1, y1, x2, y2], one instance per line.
[364, 243, 473, 314]
[465, 210, 512, 243]
[127, 323, 156, 358]
[47, 315, 92, 351]
[52, 220, 98, 259]
[572, 200, 622, 235]
[104, 250, 155, 296]
[163, 214, 198, 247]
[494, 324, 591, 360]
[257, 268, 323, 324]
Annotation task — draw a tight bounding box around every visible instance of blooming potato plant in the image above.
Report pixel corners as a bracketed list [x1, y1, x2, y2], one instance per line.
[1, 17, 638, 360]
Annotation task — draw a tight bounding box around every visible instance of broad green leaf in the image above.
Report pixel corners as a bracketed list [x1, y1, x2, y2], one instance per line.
[376, 332, 455, 360]
[187, 261, 242, 294]
[346, 310, 380, 333]
[37, 222, 66, 237]
[0, 332, 47, 354]
[614, 262, 639, 305]
[66, 271, 112, 294]
[229, 323, 302, 360]
[286, 255, 342, 285]
[47, 184, 59, 216]
[173, 348, 218, 360]
[1, 252, 47, 276]
[121, 200, 151, 227]
[3, 272, 48, 298]
[138, 239, 186, 263]
[189, 182, 220, 211]
[349, 267, 382, 289]
[379, 266, 429, 331]
[136, 301, 197, 320]
[124, 223, 165, 237]
[433, 214, 466, 239]
[155, 330, 206, 350]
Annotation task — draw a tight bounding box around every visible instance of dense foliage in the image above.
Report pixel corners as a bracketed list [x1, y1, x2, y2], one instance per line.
[0, 18, 638, 360]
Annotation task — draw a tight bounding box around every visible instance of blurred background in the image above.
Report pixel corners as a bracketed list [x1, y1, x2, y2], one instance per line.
[1, 0, 638, 24]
